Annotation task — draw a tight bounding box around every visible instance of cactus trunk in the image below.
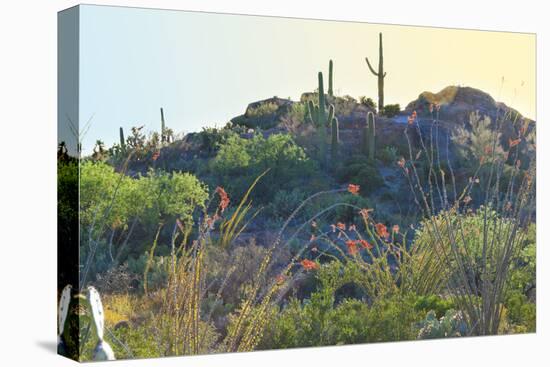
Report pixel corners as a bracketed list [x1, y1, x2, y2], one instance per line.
[367, 111, 376, 160]
[328, 60, 334, 97]
[331, 110, 339, 161]
[307, 71, 336, 167]
[160, 107, 166, 143]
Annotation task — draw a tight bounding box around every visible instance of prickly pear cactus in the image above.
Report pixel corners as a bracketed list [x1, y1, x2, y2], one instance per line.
[57, 285, 116, 361]
[417, 309, 468, 339]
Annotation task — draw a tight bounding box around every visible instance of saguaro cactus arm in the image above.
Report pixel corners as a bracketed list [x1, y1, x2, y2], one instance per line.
[365, 57, 386, 77]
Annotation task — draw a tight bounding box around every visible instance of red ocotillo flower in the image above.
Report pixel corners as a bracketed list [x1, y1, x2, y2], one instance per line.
[215, 186, 230, 212]
[301, 259, 319, 271]
[375, 223, 390, 239]
[346, 240, 359, 255]
[348, 184, 360, 195]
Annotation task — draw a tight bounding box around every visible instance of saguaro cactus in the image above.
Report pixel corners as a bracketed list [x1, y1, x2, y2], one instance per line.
[307, 72, 339, 166]
[328, 59, 334, 97]
[330, 105, 339, 161]
[119, 127, 126, 150]
[365, 33, 386, 114]
[160, 107, 166, 143]
[362, 111, 376, 160]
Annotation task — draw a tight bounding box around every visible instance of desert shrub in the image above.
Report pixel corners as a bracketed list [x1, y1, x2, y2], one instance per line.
[110, 322, 161, 359]
[210, 133, 320, 203]
[81, 161, 208, 231]
[363, 293, 425, 342]
[126, 254, 170, 292]
[265, 188, 309, 222]
[135, 168, 209, 227]
[413, 294, 455, 319]
[247, 102, 279, 117]
[359, 96, 376, 110]
[260, 288, 424, 349]
[382, 104, 400, 117]
[94, 264, 138, 294]
[452, 111, 506, 167]
[79, 161, 142, 229]
[504, 291, 536, 333]
[378, 145, 398, 165]
[331, 194, 373, 224]
[79, 161, 208, 282]
[508, 224, 536, 295]
[198, 126, 238, 155]
[335, 156, 384, 195]
[287, 102, 308, 125]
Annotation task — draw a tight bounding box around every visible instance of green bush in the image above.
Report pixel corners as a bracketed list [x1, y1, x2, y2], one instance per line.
[414, 294, 455, 319]
[359, 96, 376, 110]
[79, 161, 208, 280]
[198, 126, 238, 155]
[378, 146, 398, 165]
[382, 104, 400, 117]
[259, 262, 426, 349]
[505, 291, 536, 333]
[335, 156, 384, 195]
[210, 133, 321, 204]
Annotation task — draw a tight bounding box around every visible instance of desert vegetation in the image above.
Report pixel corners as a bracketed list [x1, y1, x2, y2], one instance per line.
[58, 47, 536, 361]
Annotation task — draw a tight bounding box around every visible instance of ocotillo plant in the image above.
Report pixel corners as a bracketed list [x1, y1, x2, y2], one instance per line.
[119, 127, 126, 151]
[160, 107, 166, 143]
[328, 59, 334, 97]
[365, 33, 386, 114]
[307, 72, 338, 166]
[362, 111, 376, 160]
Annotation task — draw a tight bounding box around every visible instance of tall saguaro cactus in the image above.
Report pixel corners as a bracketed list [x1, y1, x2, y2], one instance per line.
[365, 33, 386, 114]
[160, 107, 166, 143]
[119, 127, 126, 151]
[307, 71, 338, 166]
[328, 59, 334, 97]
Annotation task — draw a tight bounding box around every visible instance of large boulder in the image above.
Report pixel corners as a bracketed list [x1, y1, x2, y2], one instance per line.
[230, 97, 296, 130]
[405, 85, 529, 126]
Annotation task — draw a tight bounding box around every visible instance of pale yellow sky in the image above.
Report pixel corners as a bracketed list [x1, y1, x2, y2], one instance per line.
[80, 6, 536, 151]
[302, 21, 536, 119]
